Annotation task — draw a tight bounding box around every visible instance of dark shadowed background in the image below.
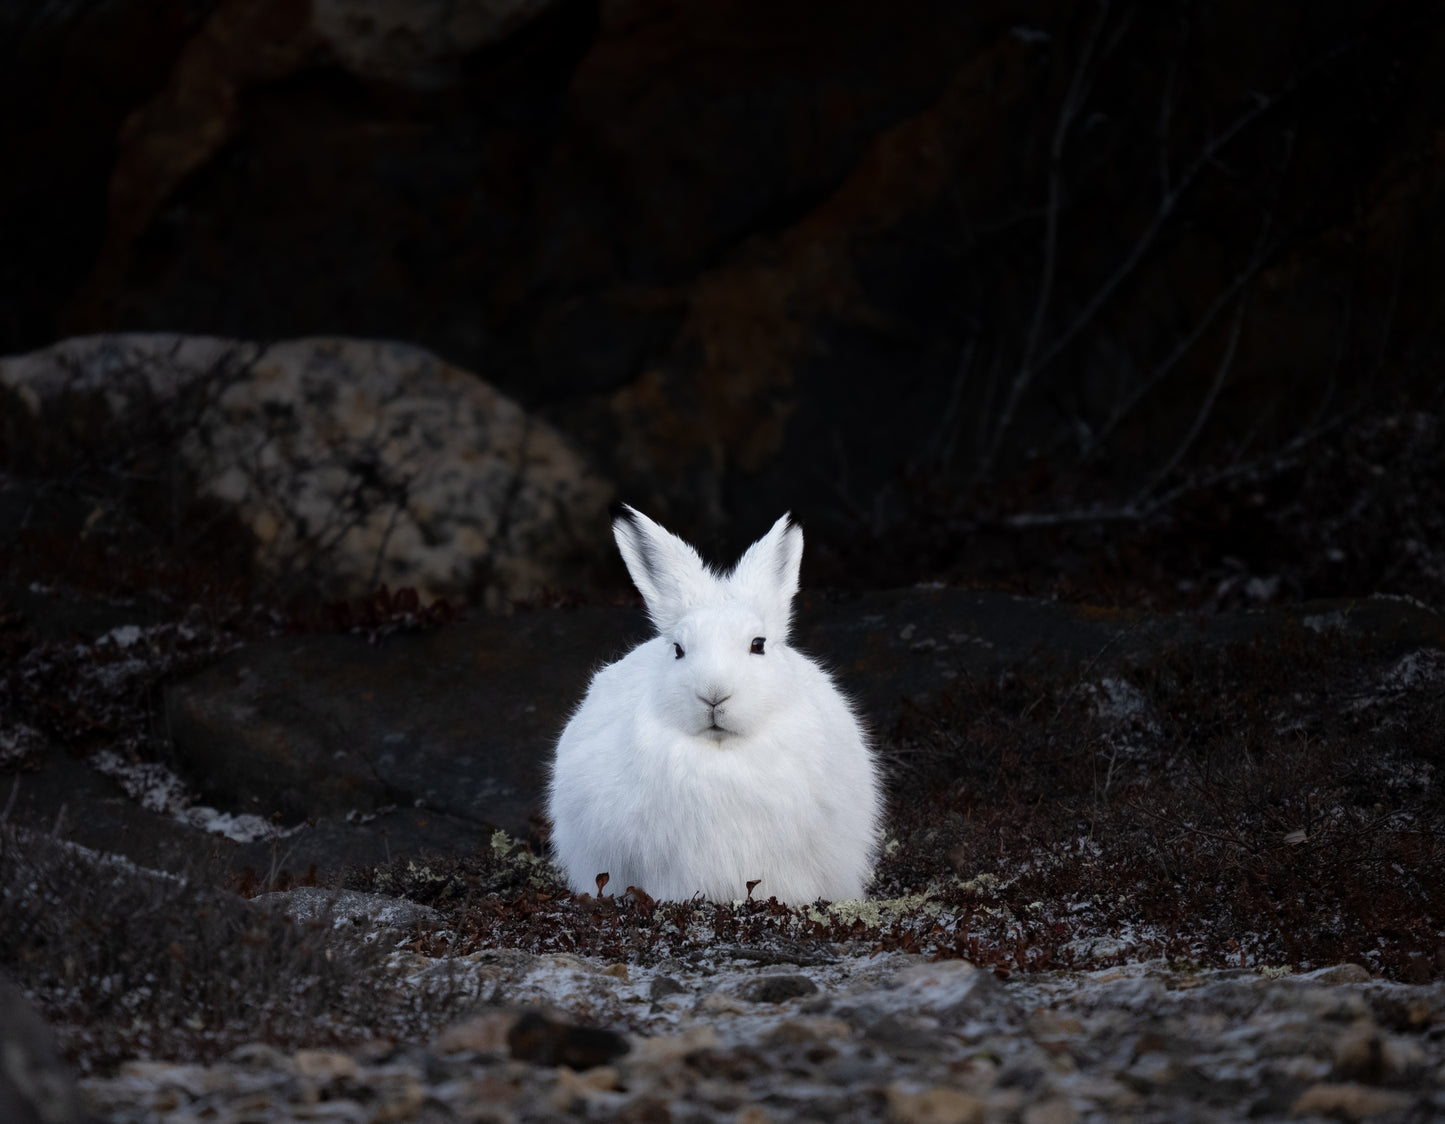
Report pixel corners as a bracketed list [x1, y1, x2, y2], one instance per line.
[3, 9, 1445, 1095]
[2, 0, 1442, 609]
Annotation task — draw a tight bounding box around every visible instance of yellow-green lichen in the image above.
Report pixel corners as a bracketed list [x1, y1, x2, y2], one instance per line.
[806, 891, 944, 929]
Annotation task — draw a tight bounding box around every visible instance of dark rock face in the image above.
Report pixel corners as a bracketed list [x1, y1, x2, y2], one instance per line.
[741, 974, 820, 1004]
[0, 980, 89, 1124]
[164, 604, 649, 838]
[6, 1, 1443, 568]
[147, 588, 1442, 879]
[507, 1010, 632, 1069]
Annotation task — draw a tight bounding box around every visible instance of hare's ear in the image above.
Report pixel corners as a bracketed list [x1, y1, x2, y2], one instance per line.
[613, 504, 715, 633]
[728, 513, 803, 642]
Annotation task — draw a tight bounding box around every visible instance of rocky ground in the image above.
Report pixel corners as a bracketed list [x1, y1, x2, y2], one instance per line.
[2, 579, 1443, 1122]
[72, 945, 1445, 1124]
[2, 333, 1443, 1122]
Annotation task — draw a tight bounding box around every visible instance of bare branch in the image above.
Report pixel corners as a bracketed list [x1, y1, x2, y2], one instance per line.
[1133, 274, 1251, 505]
[979, 1, 1114, 480]
[978, 78, 1285, 482]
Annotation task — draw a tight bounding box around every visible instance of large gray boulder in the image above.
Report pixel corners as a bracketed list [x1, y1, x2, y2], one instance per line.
[0, 335, 611, 604]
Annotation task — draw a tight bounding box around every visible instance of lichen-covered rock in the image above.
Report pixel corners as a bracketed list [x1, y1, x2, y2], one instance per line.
[0, 334, 611, 603]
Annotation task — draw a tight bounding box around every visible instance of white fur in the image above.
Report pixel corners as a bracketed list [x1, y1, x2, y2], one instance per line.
[547, 506, 882, 904]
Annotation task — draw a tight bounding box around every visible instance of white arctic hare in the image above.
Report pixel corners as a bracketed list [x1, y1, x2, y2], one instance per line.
[547, 506, 881, 905]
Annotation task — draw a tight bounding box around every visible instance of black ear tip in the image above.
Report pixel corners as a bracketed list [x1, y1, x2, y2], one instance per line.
[609, 500, 639, 526]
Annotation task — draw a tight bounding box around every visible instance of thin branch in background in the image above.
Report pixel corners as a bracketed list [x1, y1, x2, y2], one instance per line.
[812, 427, 870, 529]
[978, 0, 1114, 481]
[1080, 249, 1267, 468]
[1033, 89, 1277, 382]
[992, 395, 1357, 532]
[0, 775, 17, 825]
[1156, 54, 1177, 196]
[927, 334, 977, 474]
[1133, 271, 1252, 506]
[978, 84, 1287, 484]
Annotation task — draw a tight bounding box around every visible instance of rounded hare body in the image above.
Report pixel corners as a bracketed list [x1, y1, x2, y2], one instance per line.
[546, 507, 881, 904]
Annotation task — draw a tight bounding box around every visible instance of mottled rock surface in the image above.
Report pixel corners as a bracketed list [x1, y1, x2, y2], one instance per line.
[0, 334, 610, 603]
[75, 948, 1445, 1123]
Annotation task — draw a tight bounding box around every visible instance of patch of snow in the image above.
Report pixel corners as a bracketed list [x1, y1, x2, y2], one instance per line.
[1368, 592, 1441, 616]
[91, 749, 302, 843]
[1377, 649, 1445, 692]
[4, 824, 188, 886]
[1244, 575, 1280, 602]
[0, 721, 46, 763]
[91, 750, 192, 815]
[1303, 610, 1348, 633]
[101, 624, 145, 648]
[1343, 648, 1445, 715]
[182, 806, 299, 845]
[1063, 935, 1132, 961]
[1088, 677, 1155, 725]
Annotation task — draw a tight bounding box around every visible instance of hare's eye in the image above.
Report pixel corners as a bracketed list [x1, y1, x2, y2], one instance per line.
[674, 643, 685, 659]
[750, 637, 766, 655]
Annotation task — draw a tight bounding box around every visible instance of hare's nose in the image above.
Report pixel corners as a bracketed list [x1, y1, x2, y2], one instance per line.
[699, 691, 731, 709]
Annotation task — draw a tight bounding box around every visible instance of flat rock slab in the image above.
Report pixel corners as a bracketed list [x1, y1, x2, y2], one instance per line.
[162, 589, 1444, 855]
[164, 605, 649, 839]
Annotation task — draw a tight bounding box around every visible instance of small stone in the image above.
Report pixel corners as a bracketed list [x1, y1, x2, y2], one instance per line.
[1027, 1009, 1084, 1039]
[1124, 1051, 1177, 1087]
[548, 1066, 619, 1113]
[1290, 1083, 1412, 1120]
[649, 976, 686, 1001]
[437, 1012, 518, 1054]
[572, 1066, 620, 1092]
[617, 1095, 674, 1124]
[508, 1011, 631, 1069]
[1023, 1100, 1078, 1124]
[293, 1050, 358, 1082]
[454, 1072, 525, 1115]
[867, 1014, 947, 1057]
[885, 1084, 986, 1124]
[603, 963, 630, 981]
[741, 975, 820, 1004]
[735, 1107, 772, 1124]
[947, 1056, 999, 1093]
[372, 1072, 426, 1122]
[700, 992, 752, 1015]
[1332, 1021, 1384, 1082]
[1381, 1035, 1427, 1077]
